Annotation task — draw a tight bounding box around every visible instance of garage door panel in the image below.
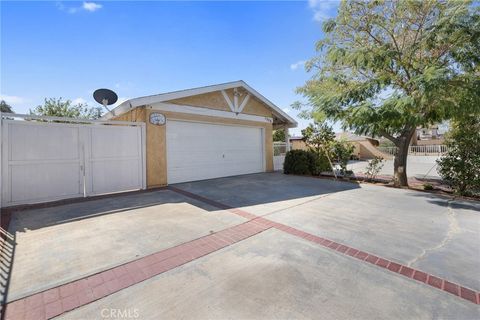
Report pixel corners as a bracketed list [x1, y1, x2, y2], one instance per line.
[167, 121, 264, 184]
[168, 164, 258, 183]
[9, 162, 82, 202]
[168, 151, 262, 163]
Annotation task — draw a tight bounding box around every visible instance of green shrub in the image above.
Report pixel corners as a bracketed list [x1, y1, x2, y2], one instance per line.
[423, 183, 434, 191]
[437, 116, 480, 196]
[284, 150, 331, 175]
[284, 150, 313, 175]
[314, 151, 332, 174]
[365, 156, 385, 181]
[331, 138, 355, 174]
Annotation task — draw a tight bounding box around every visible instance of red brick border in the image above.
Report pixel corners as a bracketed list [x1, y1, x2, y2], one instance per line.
[3, 220, 271, 320]
[169, 187, 480, 306]
[267, 219, 480, 305]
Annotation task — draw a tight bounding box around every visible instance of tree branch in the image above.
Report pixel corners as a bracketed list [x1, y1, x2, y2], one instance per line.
[378, 129, 398, 144]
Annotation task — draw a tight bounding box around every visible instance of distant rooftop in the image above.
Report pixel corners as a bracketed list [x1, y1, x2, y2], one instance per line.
[335, 132, 377, 141]
[289, 136, 303, 140]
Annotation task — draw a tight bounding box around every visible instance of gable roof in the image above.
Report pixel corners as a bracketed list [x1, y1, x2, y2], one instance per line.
[102, 80, 297, 127]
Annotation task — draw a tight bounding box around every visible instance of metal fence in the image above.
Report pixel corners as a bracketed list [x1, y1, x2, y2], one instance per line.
[410, 145, 448, 155]
[377, 147, 397, 156]
[378, 145, 448, 156]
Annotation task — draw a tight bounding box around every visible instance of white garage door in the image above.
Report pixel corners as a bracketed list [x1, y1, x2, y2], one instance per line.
[1, 118, 145, 207]
[166, 120, 264, 184]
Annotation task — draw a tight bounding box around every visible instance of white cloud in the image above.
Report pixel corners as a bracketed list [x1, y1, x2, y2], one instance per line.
[70, 96, 127, 109]
[72, 97, 88, 105]
[290, 60, 306, 71]
[0, 94, 27, 104]
[282, 108, 291, 114]
[308, 0, 339, 22]
[56, 1, 102, 14]
[83, 2, 102, 12]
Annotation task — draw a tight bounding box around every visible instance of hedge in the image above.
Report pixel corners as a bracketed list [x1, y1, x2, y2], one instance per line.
[283, 150, 331, 175]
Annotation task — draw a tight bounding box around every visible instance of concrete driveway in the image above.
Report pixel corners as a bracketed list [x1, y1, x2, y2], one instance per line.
[348, 155, 442, 179]
[2, 173, 479, 319]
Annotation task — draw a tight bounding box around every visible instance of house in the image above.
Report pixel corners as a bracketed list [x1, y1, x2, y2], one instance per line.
[412, 125, 445, 146]
[289, 132, 391, 160]
[103, 81, 297, 187]
[289, 136, 308, 151]
[335, 132, 390, 159]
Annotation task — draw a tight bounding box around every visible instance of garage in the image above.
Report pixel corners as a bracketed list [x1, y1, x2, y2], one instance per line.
[105, 80, 297, 188]
[166, 120, 264, 184]
[0, 81, 296, 208]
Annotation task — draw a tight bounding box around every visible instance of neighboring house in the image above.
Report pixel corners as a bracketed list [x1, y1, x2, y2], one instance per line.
[103, 81, 297, 187]
[289, 136, 308, 151]
[335, 132, 391, 160]
[412, 125, 445, 146]
[289, 132, 391, 160]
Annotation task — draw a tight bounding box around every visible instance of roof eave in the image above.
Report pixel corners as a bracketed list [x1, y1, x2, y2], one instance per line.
[102, 80, 297, 127]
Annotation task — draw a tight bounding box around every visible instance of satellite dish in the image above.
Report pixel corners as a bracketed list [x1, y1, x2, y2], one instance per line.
[93, 88, 118, 114]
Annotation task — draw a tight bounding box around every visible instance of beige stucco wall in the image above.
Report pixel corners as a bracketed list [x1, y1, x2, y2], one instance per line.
[351, 142, 361, 158]
[358, 140, 393, 160]
[290, 139, 308, 151]
[414, 138, 445, 146]
[114, 100, 274, 188]
[168, 89, 272, 118]
[112, 107, 165, 188]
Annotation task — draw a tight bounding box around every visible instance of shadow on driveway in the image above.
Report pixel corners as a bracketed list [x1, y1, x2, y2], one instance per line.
[172, 172, 361, 208]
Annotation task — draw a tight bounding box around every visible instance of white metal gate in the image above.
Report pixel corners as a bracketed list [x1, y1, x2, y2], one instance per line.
[1, 114, 146, 207]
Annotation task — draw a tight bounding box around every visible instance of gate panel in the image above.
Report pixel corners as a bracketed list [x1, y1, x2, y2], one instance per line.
[2, 121, 83, 205]
[86, 125, 144, 195]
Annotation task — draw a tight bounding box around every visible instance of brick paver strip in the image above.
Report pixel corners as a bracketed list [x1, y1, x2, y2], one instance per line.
[4, 188, 479, 319]
[168, 187, 480, 306]
[3, 220, 271, 320]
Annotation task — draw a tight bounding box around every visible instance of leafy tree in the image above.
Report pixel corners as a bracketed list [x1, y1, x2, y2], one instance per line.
[296, 0, 480, 186]
[273, 129, 286, 142]
[0, 100, 14, 113]
[301, 121, 338, 175]
[301, 121, 335, 155]
[30, 98, 103, 119]
[331, 138, 355, 174]
[437, 116, 480, 196]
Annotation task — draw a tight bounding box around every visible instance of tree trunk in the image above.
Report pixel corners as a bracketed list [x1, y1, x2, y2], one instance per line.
[393, 129, 416, 187]
[394, 140, 409, 187]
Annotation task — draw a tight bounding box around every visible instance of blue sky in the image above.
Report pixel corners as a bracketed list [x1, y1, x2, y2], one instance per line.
[1, 1, 339, 135]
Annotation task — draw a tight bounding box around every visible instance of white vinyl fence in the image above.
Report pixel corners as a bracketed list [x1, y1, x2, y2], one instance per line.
[378, 145, 448, 156]
[1, 113, 146, 207]
[410, 145, 448, 155]
[273, 142, 287, 171]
